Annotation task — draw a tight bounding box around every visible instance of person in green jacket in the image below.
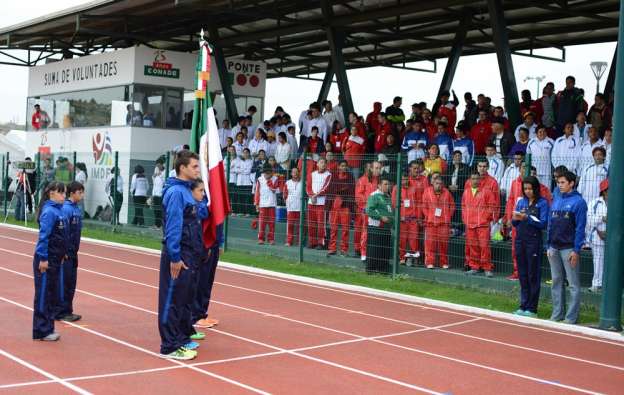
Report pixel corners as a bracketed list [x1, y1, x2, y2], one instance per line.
[365, 175, 394, 274]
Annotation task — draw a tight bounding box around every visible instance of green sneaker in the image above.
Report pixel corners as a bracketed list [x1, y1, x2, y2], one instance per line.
[160, 347, 197, 360]
[190, 331, 205, 341]
[513, 309, 525, 316]
[523, 311, 538, 318]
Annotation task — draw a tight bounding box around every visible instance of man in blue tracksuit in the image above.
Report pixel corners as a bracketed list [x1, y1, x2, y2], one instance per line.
[33, 181, 68, 341]
[158, 150, 204, 360]
[547, 170, 587, 324]
[452, 121, 474, 166]
[56, 181, 85, 322]
[192, 223, 224, 328]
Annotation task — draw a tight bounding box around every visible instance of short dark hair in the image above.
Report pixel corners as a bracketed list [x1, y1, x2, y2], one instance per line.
[67, 181, 85, 196]
[248, 105, 257, 112]
[190, 178, 204, 190]
[174, 150, 199, 174]
[485, 143, 496, 149]
[566, 75, 576, 83]
[592, 146, 607, 157]
[557, 171, 577, 184]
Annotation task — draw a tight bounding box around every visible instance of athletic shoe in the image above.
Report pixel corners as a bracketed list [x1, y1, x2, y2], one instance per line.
[257, 241, 264, 245]
[190, 331, 206, 340]
[523, 311, 538, 318]
[161, 347, 197, 360]
[195, 318, 219, 328]
[485, 271, 494, 278]
[563, 319, 576, 325]
[360, 255, 366, 261]
[426, 265, 434, 269]
[442, 265, 449, 270]
[39, 333, 60, 341]
[506, 274, 519, 281]
[465, 269, 479, 275]
[545, 279, 553, 285]
[513, 309, 525, 316]
[268, 241, 275, 245]
[327, 251, 337, 256]
[184, 341, 199, 350]
[60, 314, 82, 322]
[399, 259, 406, 265]
[413, 251, 421, 259]
[284, 243, 291, 247]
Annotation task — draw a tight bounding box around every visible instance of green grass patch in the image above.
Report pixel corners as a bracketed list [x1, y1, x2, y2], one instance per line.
[3, 216, 600, 324]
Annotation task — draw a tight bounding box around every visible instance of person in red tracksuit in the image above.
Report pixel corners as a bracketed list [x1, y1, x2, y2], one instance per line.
[464, 159, 500, 221]
[328, 160, 355, 256]
[392, 175, 419, 263]
[306, 158, 332, 249]
[462, 171, 497, 277]
[374, 113, 392, 153]
[329, 123, 348, 154]
[422, 176, 455, 269]
[283, 167, 303, 246]
[352, 162, 371, 256]
[354, 161, 381, 260]
[504, 164, 553, 279]
[407, 159, 429, 253]
[254, 163, 280, 245]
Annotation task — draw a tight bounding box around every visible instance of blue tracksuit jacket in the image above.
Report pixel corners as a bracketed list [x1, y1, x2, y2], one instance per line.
[547, 190, 587, 253]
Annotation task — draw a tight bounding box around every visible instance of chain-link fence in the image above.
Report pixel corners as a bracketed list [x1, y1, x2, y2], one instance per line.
[0, 147, 610, 308]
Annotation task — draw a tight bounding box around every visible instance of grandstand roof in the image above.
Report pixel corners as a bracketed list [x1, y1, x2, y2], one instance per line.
[0, 0, 618, 78]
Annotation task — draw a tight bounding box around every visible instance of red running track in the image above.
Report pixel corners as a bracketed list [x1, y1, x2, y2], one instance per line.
[0, 225, 623, 394]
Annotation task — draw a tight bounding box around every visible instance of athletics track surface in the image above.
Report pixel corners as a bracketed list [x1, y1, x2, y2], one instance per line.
[0, 224, 622, 394]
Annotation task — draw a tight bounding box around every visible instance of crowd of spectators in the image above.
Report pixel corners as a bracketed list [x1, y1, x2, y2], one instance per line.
[220, 75, 612, 313]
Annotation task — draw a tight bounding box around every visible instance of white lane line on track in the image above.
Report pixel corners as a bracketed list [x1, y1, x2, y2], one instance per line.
[0, 348, 92, 394]
[0, 295, 270, 395]
[2, 239, 623, 373]
[0, 251, 608, 395]
[0, 320, 479, 390]
[1, 230, 622, 347]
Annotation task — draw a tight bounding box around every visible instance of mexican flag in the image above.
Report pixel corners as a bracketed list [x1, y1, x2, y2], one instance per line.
[190, 32, 231, 248]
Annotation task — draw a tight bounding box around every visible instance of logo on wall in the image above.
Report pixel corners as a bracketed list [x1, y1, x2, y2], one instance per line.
[227, 60, 261, 88]
[92, 132, 113, 166]
[144, 50, 180, 79]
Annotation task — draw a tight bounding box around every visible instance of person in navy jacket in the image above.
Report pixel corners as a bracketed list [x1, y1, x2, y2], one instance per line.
[158, 150, 204, 360]
[33, 181, 68, 341]
[547, 170, 587, 324]
[55, 181, 84, 322]
[511, 176, 550, 317]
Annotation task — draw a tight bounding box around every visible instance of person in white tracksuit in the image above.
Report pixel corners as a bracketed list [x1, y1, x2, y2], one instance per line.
[577, 147, 608, 206]
[586, 179, 608, 292]
[527, 127, 554, 190]
[551, 122, 580, 175]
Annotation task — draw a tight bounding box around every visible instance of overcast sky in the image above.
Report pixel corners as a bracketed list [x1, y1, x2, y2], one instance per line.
[0, 1, 616, 125]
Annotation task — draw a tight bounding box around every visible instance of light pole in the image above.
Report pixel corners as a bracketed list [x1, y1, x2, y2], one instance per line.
[590, 61, 608, 96]
[523, 75, 546, 99]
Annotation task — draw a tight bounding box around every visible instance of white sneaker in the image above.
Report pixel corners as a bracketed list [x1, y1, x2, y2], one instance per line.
[39, 333, 60, 341]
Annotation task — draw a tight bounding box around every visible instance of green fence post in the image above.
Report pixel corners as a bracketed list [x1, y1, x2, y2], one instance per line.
[112, 151, 119, 230]
[524, 153, 531, 177]
[599, 0, 624, 331]
[72, 151, 77, 181]
[1, 154, 5, 220]
[35, 153, 41, 206]
[392, 154, 402, 278]
[165, 151, 171, 177]
[3, 152, 9, 219]
[224, 154, 230, 252]
[299, 153, 307, 263]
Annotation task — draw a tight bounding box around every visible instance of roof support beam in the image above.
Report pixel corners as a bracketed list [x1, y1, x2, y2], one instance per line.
[437, 13, 469, 103]
[487, 0, 521, 129]
[209, 27, 239, 125]
[604, 45, 617, 99]
[317, 60, 334, 105]
[322, 0, 354, 126]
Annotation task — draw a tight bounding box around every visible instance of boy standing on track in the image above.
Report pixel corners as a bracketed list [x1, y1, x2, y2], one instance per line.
[33, 182, 68, 342]
[55, 181, 84, 322]
[192, 222, 224, 329]
[158, 150, 204, 360]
